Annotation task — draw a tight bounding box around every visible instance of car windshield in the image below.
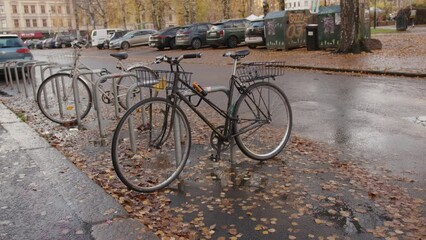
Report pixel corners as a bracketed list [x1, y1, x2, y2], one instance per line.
[250, 21, 264, 27]
[0, 37, 24, 48]
[122, 31, 135, 38]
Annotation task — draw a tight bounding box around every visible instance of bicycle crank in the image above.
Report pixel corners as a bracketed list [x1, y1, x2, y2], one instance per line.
[210, 125, 230, 152]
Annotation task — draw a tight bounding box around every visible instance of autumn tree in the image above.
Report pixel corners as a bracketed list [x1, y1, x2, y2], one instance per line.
[222, 0, 231, 19]
[336, 0, 370, 53]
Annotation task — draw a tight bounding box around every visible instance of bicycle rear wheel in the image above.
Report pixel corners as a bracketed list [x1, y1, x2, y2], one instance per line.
[36, 73, 92, 125]
[233, 81, 292, 160]
[111, 97, 191, 192]
[117, 66, 159, 109]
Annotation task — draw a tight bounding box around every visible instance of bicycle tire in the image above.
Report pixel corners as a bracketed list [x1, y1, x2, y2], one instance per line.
[233, 81, 292, 160]
[116, 66, 159, 109]
[36, 73, 92, 125]
[111, 97, 191, 192]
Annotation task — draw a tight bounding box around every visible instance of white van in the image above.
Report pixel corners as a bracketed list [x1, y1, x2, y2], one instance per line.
[91, 28, 123, 49]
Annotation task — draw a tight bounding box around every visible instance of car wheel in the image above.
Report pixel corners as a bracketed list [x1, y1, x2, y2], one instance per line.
[169, 38, 177, 50]
[248, 45, 256, 49]
[97, 45, 103, 50]
[191, 38, 202, 49]
[157, 46, 165, 51]
[121, 42, 130, 50]
[227, 36, 238, 48]
[61, 43, 66, 48]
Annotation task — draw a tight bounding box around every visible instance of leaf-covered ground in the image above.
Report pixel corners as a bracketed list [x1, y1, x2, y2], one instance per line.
[0, 92, 424, 239]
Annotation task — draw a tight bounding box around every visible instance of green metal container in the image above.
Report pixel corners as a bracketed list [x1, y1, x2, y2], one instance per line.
[317, 6, 341, 49]
[264, 10, 312, 50]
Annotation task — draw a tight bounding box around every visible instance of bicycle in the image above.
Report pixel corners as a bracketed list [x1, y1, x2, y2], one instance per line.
[36, 42, 158, 125]
[111, 49, 292, 192]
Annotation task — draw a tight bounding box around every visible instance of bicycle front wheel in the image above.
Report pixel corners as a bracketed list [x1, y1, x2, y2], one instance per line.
[234, 81, 292, 160]
[36, 73, 92, 125]
[117, 66, 159, 109]
[111, 97, 191, 192]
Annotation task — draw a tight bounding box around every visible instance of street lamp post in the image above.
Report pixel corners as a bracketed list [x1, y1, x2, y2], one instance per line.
[374, 0, 377, 29]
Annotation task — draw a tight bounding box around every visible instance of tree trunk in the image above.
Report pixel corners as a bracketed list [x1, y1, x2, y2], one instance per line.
[336, 0, 369, 53]
[222, 0, 230, 19]
[191, 0, 196, 23]
[184, 0, 190, 24]
[279, 0, 285, 10]
[120, 0, 127, 29]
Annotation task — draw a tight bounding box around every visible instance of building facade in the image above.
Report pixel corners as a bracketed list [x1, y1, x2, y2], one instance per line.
[0, 0, 76, 36]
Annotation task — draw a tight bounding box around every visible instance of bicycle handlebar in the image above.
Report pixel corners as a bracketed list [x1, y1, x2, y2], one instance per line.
[154, 53, 202, 65]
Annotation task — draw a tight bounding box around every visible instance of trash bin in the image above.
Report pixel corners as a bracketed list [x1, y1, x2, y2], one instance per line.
[395, 10, 408, 31]
[306, 24, 319, 51]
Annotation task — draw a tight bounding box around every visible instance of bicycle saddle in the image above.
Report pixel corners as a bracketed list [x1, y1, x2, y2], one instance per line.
[110, 52, 128, 60]
[223, 49, 250, 59]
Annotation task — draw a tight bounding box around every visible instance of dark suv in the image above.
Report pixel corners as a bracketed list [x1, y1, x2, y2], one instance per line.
[54, 34, 75, 48]
[207, 18, 250, 48]
[149, 26, 182, 51]
[175, 23, 211, 49]
[245, 19, 266, 49]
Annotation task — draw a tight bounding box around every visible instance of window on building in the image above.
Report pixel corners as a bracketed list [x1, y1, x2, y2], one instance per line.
[59, 19, 63, 27]
[51, 6, 56, 14]
[42, 19, 47, 27]
[304, 1, 308, 6]
[1, 19, 6, 29]
[298, 2, 300, 7]
[41, 5, 45, 14]
[0, 5, 4, 14]
[31, 5, 36, 13]
[66, 5, 70, 14]
[58, 6, 62, 14]
[24, 5, 29, 14]
[169, 14, 173, 22]
[68, 19, 72, 28]
[26, 19, 31, 27]
[14, 19, 19, 28]
[33, 19, 37, 27]
[12, 5, 17, 14]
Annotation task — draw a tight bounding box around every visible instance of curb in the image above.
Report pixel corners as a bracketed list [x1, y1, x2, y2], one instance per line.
[285, 64, 426, 78]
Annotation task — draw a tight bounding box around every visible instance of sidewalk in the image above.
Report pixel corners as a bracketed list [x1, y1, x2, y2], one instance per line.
[0, 103, 158, 240]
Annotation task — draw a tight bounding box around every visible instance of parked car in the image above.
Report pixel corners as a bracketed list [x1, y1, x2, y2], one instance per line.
[0, 34, 33, 77]
[175, 23, 211, 49]
[43, 38, 55, 49]
[24, 39, 42, 49]
[149, 26, 182, 51]
[207, 18, 250, 48]
[109, 29, 157, 50]
[102, 30, 128, 49]
[35, 39, 44, 49]
[54, 34, 75, 48]
[91, 28, 124, 49]
[245, 19, 266, 49]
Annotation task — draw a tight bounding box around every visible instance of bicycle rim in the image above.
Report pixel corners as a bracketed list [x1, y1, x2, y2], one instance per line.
[37, 73, 92, 125]
[234, 82, 292, 160]
[111, 97, 191, 192]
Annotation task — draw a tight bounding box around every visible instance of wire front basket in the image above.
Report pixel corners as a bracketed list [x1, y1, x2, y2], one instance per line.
[151, 70, 193, 91]
[47, 51, 76, 67]
[237, 61, 285, 82]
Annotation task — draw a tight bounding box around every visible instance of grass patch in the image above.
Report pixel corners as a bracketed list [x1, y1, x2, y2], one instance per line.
[15, 111, 27, 122]
[371, 28, 398, 34]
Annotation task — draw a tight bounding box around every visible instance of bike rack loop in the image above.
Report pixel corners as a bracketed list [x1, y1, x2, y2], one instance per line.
[71, 69, 106, 128]
[30, 62, 54, 101]
[92, 72, 138, 139]
[21, 60, 38, 98]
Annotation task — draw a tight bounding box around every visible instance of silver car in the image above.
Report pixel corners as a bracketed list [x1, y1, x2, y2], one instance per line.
[109, 29, 157, 50]
[0, 34, 33, 77]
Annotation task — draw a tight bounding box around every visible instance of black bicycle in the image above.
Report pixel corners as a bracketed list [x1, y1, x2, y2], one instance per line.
[111, 49, 292, 192]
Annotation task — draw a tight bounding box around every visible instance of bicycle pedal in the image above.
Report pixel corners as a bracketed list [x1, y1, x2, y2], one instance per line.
[210, 154, 220, 162]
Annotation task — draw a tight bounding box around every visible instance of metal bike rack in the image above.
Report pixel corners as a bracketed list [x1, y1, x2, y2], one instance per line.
[30, 61, 52, 100]
[20, 60, 38, 98]
[92, 72, 138, 139]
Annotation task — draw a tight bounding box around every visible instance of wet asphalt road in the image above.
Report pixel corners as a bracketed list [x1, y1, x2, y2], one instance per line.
[30, 47, 425, 238]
